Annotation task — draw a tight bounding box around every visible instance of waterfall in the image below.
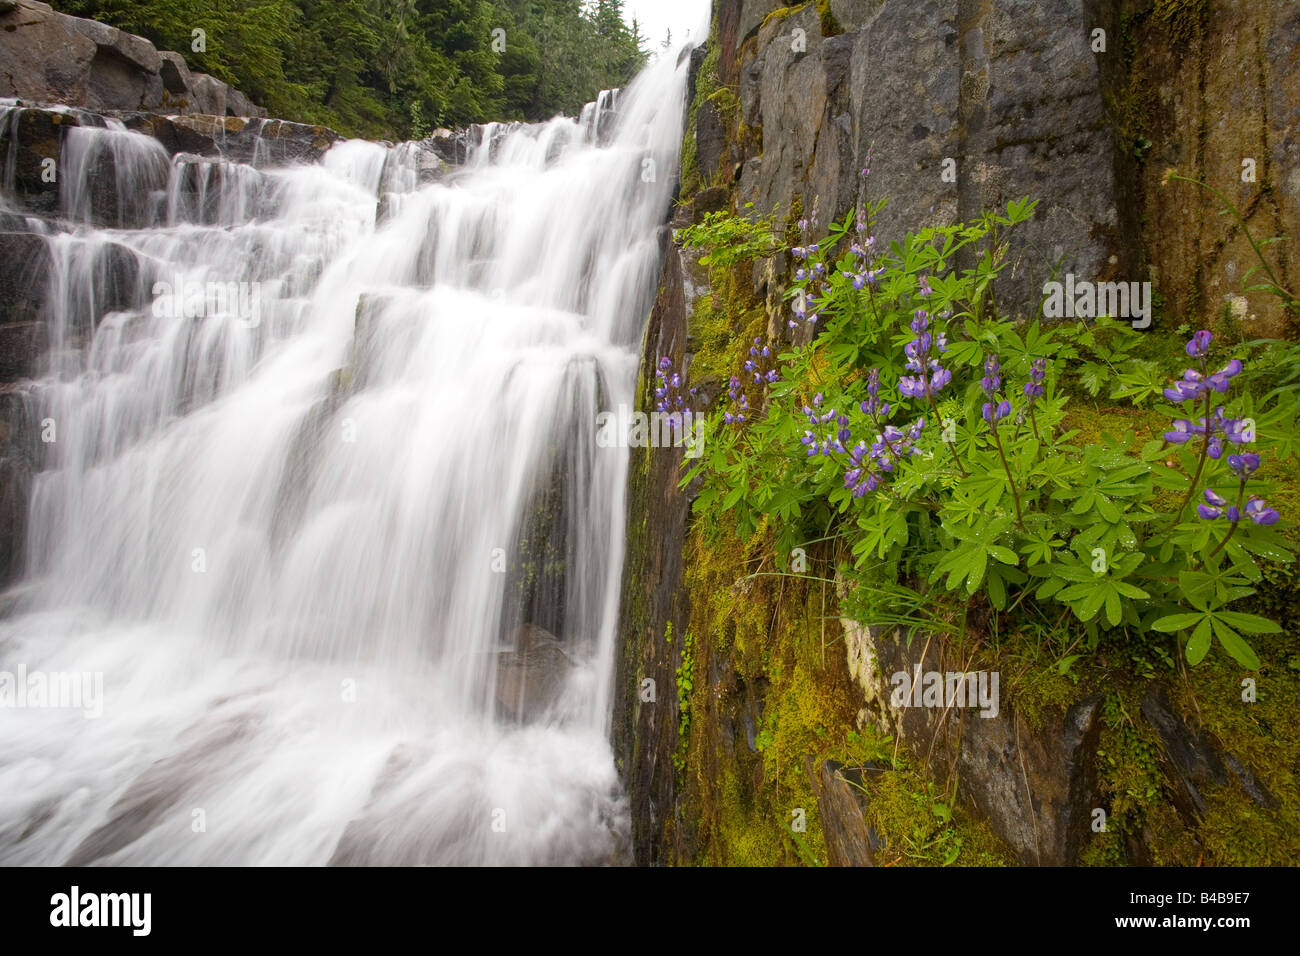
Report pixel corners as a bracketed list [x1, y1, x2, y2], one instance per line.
[0, 45, 691, 865]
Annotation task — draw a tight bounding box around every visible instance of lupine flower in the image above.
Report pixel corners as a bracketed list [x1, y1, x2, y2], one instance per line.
[980, 354, 1001, 395]
[1024, 358, 1047, 401]
[860, 368, 888, 418]
[654, 357, 696, 426]
[980, 354, 1012, 423]
[1227, 452, 1261, 477]
[917, 275, 932, 297]
[1186, 329, 1213, 357]
[1245, 496, 1280, 525]
[1164, 330, 1243, 402]
[898, 311, 951, 400]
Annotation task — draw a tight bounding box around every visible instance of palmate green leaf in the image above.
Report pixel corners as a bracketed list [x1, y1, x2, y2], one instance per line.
[721, 482, 746, 510]
[1076, 583, 1107, 621]
[1186, 618, 1213, 664]
[1055, 583, 1095, 602]
[1211, 618, 1262, 670]
[1215, 611, 1282, 634]
[1112, 581, 1150, 600]
[1095, 494, 1121, 522]
[986, 545, 1018, 565]
[1104, 586, 1122, 627]
[966, 550, 988, 594]
[1235, 529, 1296, 563]
[1152, 611, 1203, 632]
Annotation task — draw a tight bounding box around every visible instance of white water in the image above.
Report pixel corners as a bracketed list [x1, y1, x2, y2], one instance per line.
[0, 48, 689, 864]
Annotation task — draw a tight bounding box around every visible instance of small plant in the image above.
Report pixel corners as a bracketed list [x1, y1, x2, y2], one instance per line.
[672, 628, 696, 775]
[683, 196, 1297, 669]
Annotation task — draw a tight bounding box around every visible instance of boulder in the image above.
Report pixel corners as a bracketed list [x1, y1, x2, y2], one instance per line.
[0, 446, 31, 587]
[0, 1, 96, 105]
[0, 231, 51, 330]
[495, 623, 575, 721]
[157, 51, 191, 96]
[187, 73, 228, 117]
[0, 1, 267, 118]
[814, 760, 877, 866]
[0, 106, 84, 214]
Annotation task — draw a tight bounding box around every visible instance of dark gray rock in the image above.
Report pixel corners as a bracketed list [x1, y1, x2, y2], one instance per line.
[157, 51, 191, 95]
[816, 760, 876, 866]
[0, 1, 96, 105]
[187, 73, 228, 117]
[118, 114, 340, 166]
[62, 14, 162, 75]
[0, 231, 51, 332]
[0, 445, 30, 587]
[612, 237, 696, 865]
[0, 106, 84, 214]
[727, 0, 1124, 317]
[0, 1, 266, 118]
[843, 619, 1103, 865]
[495, 623, 576, 721]
[1140, 683, 1277, 821]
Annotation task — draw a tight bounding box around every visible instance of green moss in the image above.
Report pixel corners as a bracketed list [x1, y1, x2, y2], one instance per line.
[1153, 0, 1208, 44]
[815, 0, 843, 37]
[678, 25, 722, 200]
[858, 764, 1015, 867]
[760, 4, 810, 31]
[997, 625, 1084, 731]
[673, 628, 696, 776]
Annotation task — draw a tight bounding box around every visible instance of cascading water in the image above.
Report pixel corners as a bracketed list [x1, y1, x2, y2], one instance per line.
[0, 44, 691, 865]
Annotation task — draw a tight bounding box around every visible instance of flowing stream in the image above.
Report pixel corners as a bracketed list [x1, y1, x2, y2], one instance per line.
[0, 45, 690, 865]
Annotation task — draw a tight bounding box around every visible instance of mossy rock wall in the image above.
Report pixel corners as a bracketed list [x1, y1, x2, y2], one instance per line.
[614, 0, 1300, 865]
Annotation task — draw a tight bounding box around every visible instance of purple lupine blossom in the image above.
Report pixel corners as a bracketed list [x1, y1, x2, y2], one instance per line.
[654, 356, 700, 432]
[1186, 329, 1213, 357]
[898, 309, 952, 400]
[1227, 452, 1261, 478]
[1164, 330, 1243, 403]
[724, 374, 747, 424]
[1024, 358, 1047, 401]
[860, 368, 889, 418]
[1245, 496, 1280, 525]
[727, 338, 780, 425]
[980, 354, 1012, 424]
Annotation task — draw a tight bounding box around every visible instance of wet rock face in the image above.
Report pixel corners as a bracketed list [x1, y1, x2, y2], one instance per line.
[837, 619, 1281, 866]
[495, 624, 576, 722]
[1140, 683, 1277, 820]
[843, 619, 1105, 865]
[815, 760, 877, 866]
[116, 114, 341, 166]
[0, 1, 267, 118]
[708, 0, 1300, 332]
[723, 0, 1123, 318]
[612, 228, 695, 865]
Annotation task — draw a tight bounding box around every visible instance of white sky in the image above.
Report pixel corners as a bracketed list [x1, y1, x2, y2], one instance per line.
[622, 0, 712, 49]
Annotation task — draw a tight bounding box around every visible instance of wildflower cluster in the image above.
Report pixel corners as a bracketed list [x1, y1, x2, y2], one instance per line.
[979, 354, 1012, 424]
[898, 304, 951, 400]
[789, 213, 824, 329]
[724, 337, 779, 425]
[654, 356, 698, 432]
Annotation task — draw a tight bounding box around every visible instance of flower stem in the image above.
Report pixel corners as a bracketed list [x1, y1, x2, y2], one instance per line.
[1206, 481, 1248, 560]
[927, 390, 967, 477]
[1173, 390, 1213, 527]
[989, 419, 1024, 528]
